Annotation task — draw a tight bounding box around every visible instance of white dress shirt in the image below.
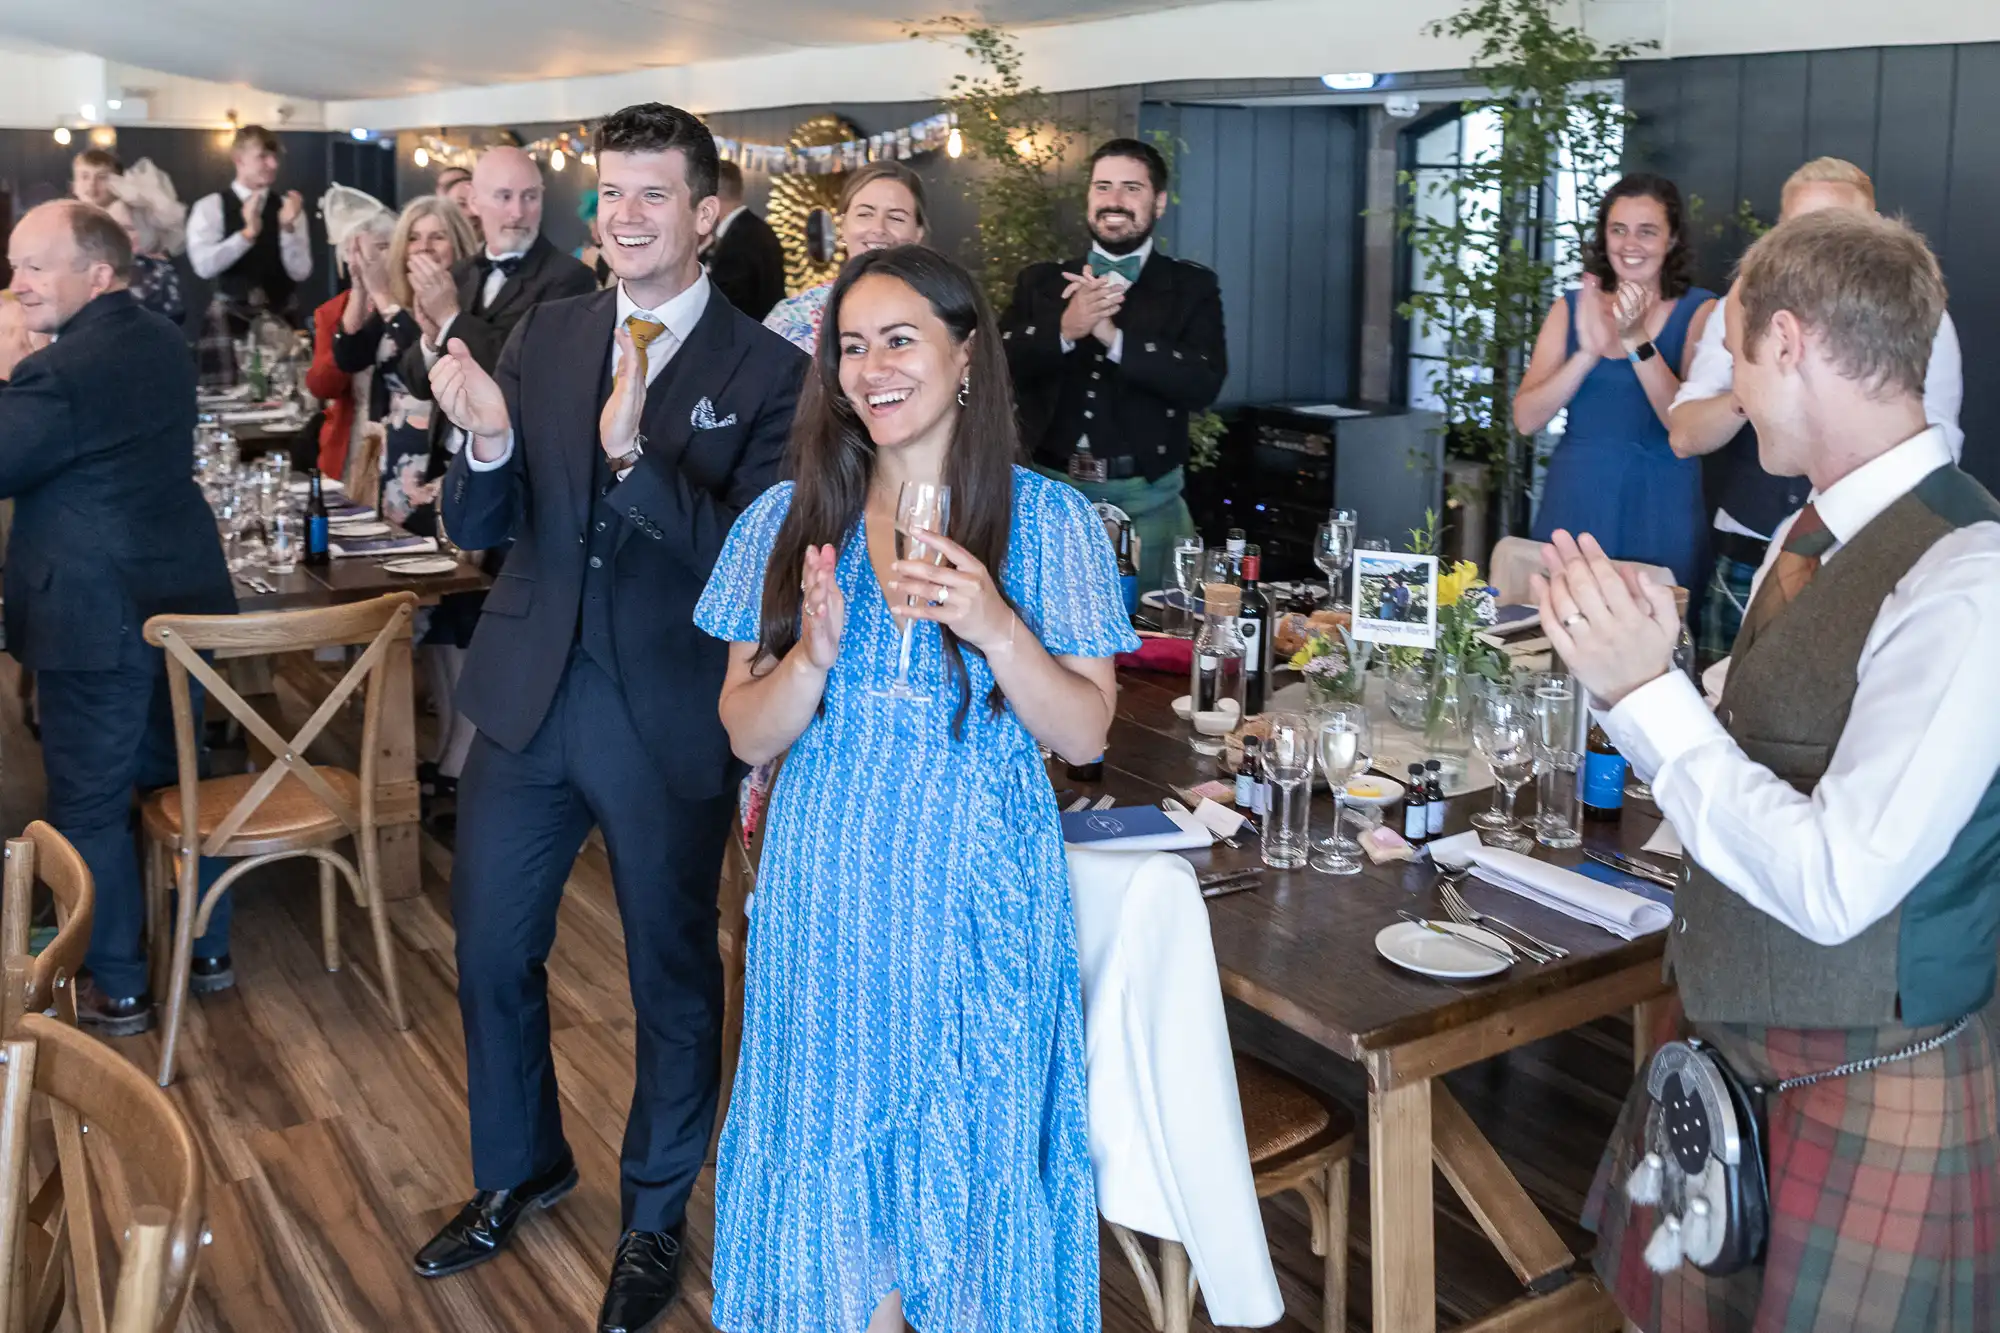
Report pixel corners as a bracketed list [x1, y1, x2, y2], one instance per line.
[185, 181, 313, 283]
[1059, 235, 1153, 364]
[465, 274, 711, 474]
[1603, 426, 2000, 946]
[1674, 293, 1965, 537]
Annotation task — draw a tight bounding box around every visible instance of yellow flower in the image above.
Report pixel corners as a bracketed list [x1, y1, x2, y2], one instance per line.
[1288, 645, 1314, 670]
[1437, 560, 1482, 607]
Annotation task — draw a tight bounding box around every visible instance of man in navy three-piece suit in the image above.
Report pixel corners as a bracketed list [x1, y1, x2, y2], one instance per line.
[410, 103, 807, 1333]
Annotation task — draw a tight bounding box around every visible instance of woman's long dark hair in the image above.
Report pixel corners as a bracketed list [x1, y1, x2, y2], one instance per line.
[755, 244, 1022, 738]
[1583, 172, 1694, 299]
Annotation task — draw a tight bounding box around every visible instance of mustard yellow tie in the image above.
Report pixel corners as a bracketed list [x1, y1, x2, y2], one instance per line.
[624, 314, 669, 384]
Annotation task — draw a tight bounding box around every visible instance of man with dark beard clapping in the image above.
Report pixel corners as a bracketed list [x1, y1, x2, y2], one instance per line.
[1000, 137, 1227, 589]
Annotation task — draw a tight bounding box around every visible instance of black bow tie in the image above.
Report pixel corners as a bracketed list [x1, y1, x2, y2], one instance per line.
[478, 254, 524, 278]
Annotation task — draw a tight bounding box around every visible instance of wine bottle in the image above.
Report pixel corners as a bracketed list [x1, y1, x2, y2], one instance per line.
[1237, 548, 1269, 717]
[1582, 722, 1627, 822]
[304, 467, 331, 568]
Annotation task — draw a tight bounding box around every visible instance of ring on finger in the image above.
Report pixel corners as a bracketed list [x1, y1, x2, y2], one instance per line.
[935, 585, 950, 604]
[1560, 612, 1588, 629]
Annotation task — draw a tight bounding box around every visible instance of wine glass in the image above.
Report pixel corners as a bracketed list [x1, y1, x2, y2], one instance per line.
[1313, 508, 1357, 609]
[872, 481, 952, 703]
[1260, 713, 1314, 871]
[1472, 684, 1537, 851]
[1469, 676, 1521, 835]
[1311, 703, 1371, 875]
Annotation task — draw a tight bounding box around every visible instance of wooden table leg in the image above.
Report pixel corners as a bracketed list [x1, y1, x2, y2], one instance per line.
[375, 637, 420, 902]
[1369, 1059, 1435, 1333]
[1633, 993, 1676, 1072]
[1431, 1085, 1575, 1290]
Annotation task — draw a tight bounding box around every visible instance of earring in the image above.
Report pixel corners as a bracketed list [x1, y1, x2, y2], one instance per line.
[956, 373, 971, 407]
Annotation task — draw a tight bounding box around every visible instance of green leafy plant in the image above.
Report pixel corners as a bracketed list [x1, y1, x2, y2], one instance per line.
[1186, 407, 1227, 473]
[910, 18, 1077, 309]
[1398, 0, 1653, 532]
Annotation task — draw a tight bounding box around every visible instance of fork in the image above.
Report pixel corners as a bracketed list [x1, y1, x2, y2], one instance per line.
[1440, 878, 1568, 961]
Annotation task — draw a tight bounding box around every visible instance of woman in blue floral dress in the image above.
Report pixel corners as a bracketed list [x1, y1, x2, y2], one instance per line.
[696, 245, 1134, 1332]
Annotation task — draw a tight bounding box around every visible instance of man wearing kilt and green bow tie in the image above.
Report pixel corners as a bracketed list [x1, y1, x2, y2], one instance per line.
[1540, 209, 2000, 1332]
[1000, 138, 1226, 590]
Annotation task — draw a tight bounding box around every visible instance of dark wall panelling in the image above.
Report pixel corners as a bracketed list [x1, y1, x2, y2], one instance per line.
[1625, 42, 2000, 489]
[1143, 101, 1363, 409]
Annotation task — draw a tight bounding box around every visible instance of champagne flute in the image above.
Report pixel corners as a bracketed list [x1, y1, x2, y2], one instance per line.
[1472, 684, 1537, 852]
[1166, 536, 1204, 637]
[873, 481, 952, 703]
[1311, 703, 1371, 875]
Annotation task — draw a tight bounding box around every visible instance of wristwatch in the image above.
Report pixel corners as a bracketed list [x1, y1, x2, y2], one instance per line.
[607, 435, 645, 474]
[1626, 340, 1658, 365]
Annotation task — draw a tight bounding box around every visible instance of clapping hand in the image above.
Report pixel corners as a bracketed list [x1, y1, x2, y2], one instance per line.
[1572, 285, 1621, 360]
[278, 190, 305, 230]
[428, 338, 509, 443]
[1059, 272, 1125, 346]
[798, 544, 845, 670]
[1532, 530, 1679, 707]
[1613, 281, 1655, 351]
[892, 528, 1019, 655]
[239, 192, 266, 241]
[598, 323, 646, 462]
[409, 254, 461, 338]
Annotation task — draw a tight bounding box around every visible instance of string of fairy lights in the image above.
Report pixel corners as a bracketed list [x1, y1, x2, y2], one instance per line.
[405, 111, 961, 177]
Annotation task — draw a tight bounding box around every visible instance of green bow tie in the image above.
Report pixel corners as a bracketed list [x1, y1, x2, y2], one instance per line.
[1089, 252, 1144, 283]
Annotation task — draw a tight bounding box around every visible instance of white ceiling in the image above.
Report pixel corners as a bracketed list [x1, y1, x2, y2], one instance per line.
[0, 0, 1189, 102]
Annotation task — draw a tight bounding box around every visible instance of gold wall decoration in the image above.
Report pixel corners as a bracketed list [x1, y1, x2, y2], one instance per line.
[769, 115, 861, 296]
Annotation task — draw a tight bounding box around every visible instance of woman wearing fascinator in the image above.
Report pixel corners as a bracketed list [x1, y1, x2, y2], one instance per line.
[104, 159, 189, 325]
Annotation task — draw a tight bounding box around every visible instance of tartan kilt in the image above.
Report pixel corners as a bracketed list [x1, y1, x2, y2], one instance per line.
[1585, 1013, 2000, 1332]
[196, 294, 241, 391]
[1699, 553, 1762, 668]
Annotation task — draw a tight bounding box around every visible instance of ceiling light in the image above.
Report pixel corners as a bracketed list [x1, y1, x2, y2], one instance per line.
[107, 99, 121, 111]
[52, 126, 70, 146]
[947, 127, 963, 159]
[413, 147, 430, 168]
[550, 149, 566, 172]
[350, 127, 370, 140]
[1321, 73, 1377, 91]
[581, 150, 596, 168]
[1012, 135, 1036, 159]
[79, 103, 95, 121]
[88, 127, 115, 148]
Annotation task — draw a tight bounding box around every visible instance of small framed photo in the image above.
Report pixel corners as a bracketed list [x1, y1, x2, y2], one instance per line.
[1350, 551, 1439, 650]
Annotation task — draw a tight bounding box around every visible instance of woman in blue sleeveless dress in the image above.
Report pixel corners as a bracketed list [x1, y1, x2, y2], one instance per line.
[1516, 173, 1718, 589]
[694, 245, 1134, 1333]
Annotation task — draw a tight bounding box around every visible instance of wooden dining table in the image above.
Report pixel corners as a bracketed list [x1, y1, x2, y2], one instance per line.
[231, 552, 490, 901]
[1074, 669, 1674, 1333]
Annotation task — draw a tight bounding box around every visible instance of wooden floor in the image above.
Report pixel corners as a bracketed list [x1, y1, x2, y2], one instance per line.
[0, 657, 1640, 1332]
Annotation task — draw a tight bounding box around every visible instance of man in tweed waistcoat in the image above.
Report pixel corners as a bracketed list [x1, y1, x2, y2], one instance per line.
[1541, 210, 2000, 1332]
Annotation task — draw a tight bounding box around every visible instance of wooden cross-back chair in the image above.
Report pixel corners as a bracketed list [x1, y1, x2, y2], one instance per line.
[0, 1014, 205, 1333]
[0, 822, 95, 1034]
[141, 591, 418, 1087]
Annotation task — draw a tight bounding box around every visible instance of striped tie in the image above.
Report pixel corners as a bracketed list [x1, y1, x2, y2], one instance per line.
[1738, 502, 1835, 642]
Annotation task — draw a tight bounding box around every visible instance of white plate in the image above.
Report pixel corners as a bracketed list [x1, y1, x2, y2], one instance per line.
[1341, 775, 1405, 809]
[1374, 921, 1513, 979]
[382, 555, 459, 576]
[330, 520, 390, 537]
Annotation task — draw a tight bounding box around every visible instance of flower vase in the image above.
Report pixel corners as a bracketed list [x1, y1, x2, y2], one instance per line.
[1424, 650, 1471, 766]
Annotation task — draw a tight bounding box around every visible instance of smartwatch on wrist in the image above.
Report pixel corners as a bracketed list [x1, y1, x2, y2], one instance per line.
[1626, 340, 1658, 365]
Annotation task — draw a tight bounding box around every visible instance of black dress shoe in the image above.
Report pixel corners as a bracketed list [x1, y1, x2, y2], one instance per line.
[597, 1226, 685, 1333]
[74, 978, 155, 1037]
[411, 1151, 579, 1279]
[190, 954, 236, 996]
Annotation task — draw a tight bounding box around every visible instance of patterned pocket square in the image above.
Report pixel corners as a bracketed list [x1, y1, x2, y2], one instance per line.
[691, 397, 738, 430]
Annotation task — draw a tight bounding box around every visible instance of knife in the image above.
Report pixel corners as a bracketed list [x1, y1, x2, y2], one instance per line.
[1585, 848, 1677, 889]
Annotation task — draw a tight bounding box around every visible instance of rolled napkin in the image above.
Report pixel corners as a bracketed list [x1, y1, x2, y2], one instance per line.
[331, 533, 437, 559]
[1428, 833, 1671, 940]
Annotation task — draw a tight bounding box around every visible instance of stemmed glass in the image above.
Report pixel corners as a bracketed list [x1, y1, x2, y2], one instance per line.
[1469, 676, 1520, 835]
[1311, 703, 1371, 874]
[1166, 536, 1204, 637]
[873, 481, 952, 703]
[1471, 683, 1537, 851]
[1313, 508, 1357, 609]
[1260, 713, 1314, 871]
